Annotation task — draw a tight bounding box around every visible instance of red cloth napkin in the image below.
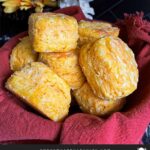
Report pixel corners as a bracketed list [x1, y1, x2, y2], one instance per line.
[60, 12, 150, 144]
[0, 7, 150, 144]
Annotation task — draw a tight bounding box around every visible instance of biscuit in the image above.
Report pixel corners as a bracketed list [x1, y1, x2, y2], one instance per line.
[79, 36, 138, 100]
[10, 36, 38, 71]
[39, 50, 85, 89]
[6, 62, 71, 122]
[73, 83, 125, 116]
[28, 12, 78, 52]
[79, 20, 119, 46]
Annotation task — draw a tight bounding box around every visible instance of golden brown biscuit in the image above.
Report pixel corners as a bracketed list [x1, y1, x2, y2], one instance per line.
[79, 20, 119, 46]
[6, 62, 71, 122]
[28, 12, 78, 52]
[79, 36, 138, 100]
[10, 36, 38, 71]
[39, 50, 85, 89]
[73, 82, 126, 116]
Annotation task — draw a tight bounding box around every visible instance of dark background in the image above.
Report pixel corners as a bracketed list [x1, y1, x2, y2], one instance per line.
[0, 0, 150, 46]
[1, 0, 150, 46]
[0, 0, 150, 144]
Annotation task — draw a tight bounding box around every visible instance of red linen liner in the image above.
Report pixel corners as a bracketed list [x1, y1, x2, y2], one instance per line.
[0, 7, 150, 144]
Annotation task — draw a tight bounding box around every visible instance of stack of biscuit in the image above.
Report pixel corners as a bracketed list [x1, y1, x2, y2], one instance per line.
[74, 20, 138, 116]
[5, 12, 139, 122]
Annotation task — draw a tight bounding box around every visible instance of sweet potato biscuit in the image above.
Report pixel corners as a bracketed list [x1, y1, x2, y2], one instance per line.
[10, 36, 38, 71]
[39, 50, 85, 89]
[79, 20, 119, 46]
[28, 12, 78, 52]
[5, 62, 71, 122]
[73, 83, 126, 116]
[79, 36, 138, 100]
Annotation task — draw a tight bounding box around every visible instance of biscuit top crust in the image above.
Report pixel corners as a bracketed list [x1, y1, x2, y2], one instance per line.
[10, 36, 37, 71]
[38, 50, 85, 89]
[73, 82, 126, 116]
[6, 62, 71, 121]
[79, 20, 112, 29]
[79, 36, 139, 100]
[28, 12, 79, 52]
[79, 20, 119, 36]
[78, 20, 119, 46]
[29, 12, 76, 22]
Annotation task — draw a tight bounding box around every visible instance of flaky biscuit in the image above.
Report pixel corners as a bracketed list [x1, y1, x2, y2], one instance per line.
[39, 50, 85, 89]
[10, 36, 37, 71]
[28, 12, 78, 52]
[73, 83, 125, 116]
[6, 62, 71, 122]
[79, 20, 119, 46]
[79, 36, 138, 100]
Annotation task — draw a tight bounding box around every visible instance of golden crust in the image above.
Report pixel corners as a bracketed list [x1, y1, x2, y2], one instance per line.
[28, 12, 79, 52]
[5, 62, 71, 122]
[39, 50, 85, 89]
[79, 20, 119, 46]
[73, 82, 126, 116]
[79, 36, 139, 100]
[10, 36, 38, 71]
